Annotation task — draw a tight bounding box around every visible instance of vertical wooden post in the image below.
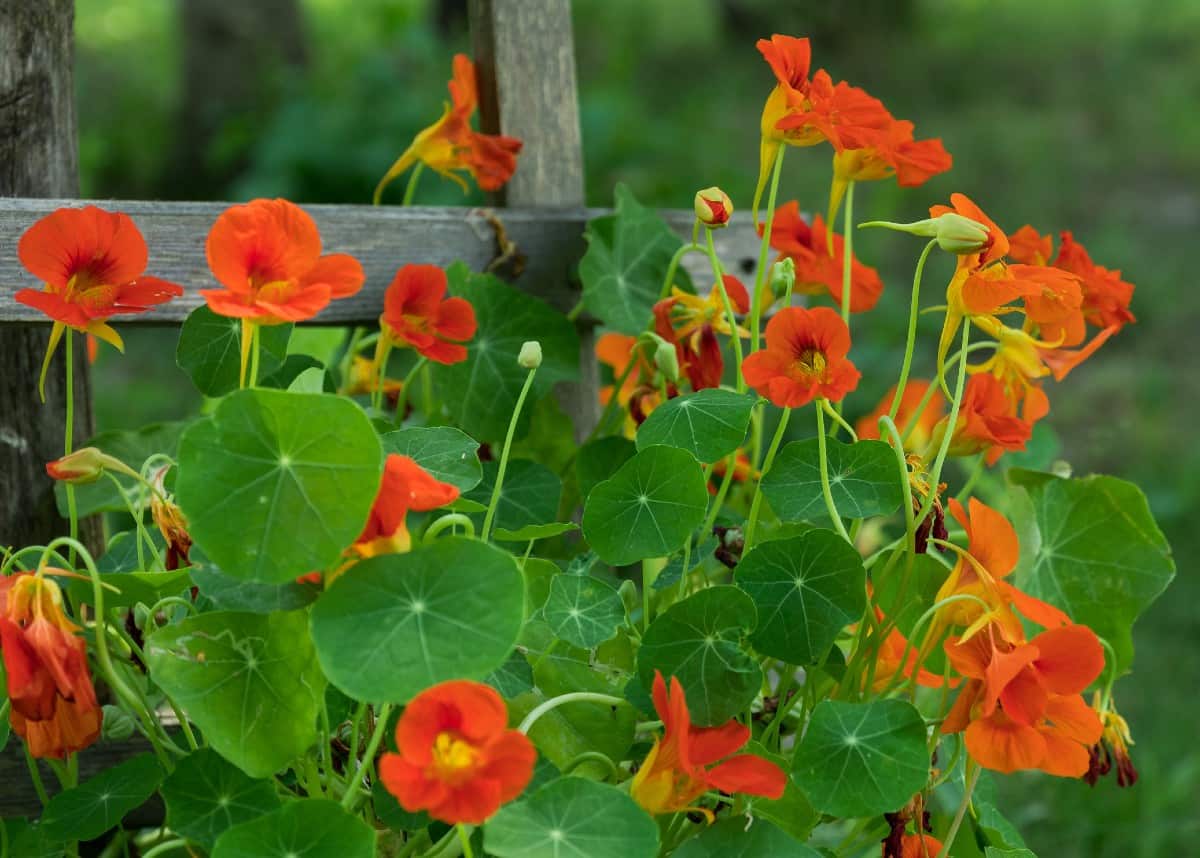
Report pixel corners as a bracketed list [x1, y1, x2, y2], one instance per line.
[468, 0, 600, 437]
[0, 0, 99, 550]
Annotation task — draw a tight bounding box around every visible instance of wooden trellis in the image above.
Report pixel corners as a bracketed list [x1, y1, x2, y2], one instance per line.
[0, 0, 758, 815]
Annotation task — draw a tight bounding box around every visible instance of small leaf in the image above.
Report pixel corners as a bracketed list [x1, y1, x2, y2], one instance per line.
[494, 522, 579, 542]
[543, 574, 626, 648]
[577, 436, 637, 498]
[380, 426, 483, 491]
[735, 530, 866, 664]
[485, 776, 659, 858]
[146, 610, 325, 778]
[432, 263, 579, 441]
[672, 817, 820, 857]
[583, 445, 708, 566]
[175, 389, 382, 583]
[485, 651, 535, 699]
[161, 748, 281, 849]
[1010, 470, 1175, 673]
[310, 538, 524, 702]
[212, 798, 375, 858]
[793, 699, 930, 818]
[190, 546, 319, 614]
[580, 184, 690, 334]
[637, 586, 760, 725]
[761, 438, 904, 523]
[465, 459, 562, 533]
[636, 388, 757, 463]
[176, 305, 291, 397]
[40, 753, 163, 841]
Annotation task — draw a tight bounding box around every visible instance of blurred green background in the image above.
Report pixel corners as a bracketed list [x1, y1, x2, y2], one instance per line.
[76, 0, 1196, 854]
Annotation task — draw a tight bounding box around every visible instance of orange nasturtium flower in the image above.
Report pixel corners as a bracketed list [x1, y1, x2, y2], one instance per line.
[653, 275, 750, 390]
[596, 333, 668, 433]
[765, 202, 884, 312]
[631, 671, 787, 816]
[856, 381, 945, 453]
[352, 454, 460, 560]
[741, 306, 861, 407]
[374, 54, 523, 203]
[380, 264, 477, 365]
[15, 206, 184, 397]
[379, 680, 536, 825]
[202, 198, 365, 324]
[0, 573, 103, 759]
[892, 833, 944, 858]
[933, 373, 1035, 465]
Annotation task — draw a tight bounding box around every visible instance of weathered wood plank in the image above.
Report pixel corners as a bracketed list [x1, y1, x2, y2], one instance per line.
[0, 200, 762, 324]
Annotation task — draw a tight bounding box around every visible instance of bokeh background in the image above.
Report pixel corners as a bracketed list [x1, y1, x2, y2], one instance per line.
[76, 1, 1197, 854]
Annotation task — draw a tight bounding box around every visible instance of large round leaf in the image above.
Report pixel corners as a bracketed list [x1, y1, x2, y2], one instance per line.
[380, 425, 482, 491]
[162, 748, 281, 849]
[582, 445, 707, 566]
[176, 305, 291, 397]
[637, 586, 760, 726]
[1010, 470, 1175, 673]
[735, 530, 866, 664]
[673, 817, 820, 857]
[543, 574, 626, 649]
[145, 610, 326, 778]
[212, 799, 375, 858]
[484, 777, 659, 858]
[310, 537, 524, 702]
[793, 699, 930, 818]
[761, 438, 904, 523]
[636, 388, 757, 463]
[176, 389, 382, 583]
[40, 753, 163, 841]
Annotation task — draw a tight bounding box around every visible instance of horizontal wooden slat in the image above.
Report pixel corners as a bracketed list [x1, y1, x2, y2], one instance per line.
[0, 199, 763, 325]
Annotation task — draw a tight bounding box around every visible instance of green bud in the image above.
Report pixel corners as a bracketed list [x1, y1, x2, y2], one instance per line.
[768, 257, 796, 298]
[101, 705, 136, 741]
[654, 341, 680, 383]
[518, 340, 542, 370]
[859, 213, 990, 254]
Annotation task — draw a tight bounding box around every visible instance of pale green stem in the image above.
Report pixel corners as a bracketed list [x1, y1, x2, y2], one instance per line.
[915, 323, 972, 529]
[517, 692, 625, 735]
[141, 838, 188, 858]
[840, 181, 856, 325]
[815, 405, 851, 542]
[481, 365, 539, 541]
[751, 146, 786, 354]
[585, 355, 638, 444]
[401, 161, 426, 206]
[744, 407, 792, 547]
[700, 452, 739, 536]
[248, 323, 262, 388]
[821, 398, 857, 441]
[704, 229, 745, 391]
[660, 241, 702, 300]
[64, 332, 78, 561]
[562, 751, 620, 781]
[881, 592, 993, 697]
[423, 513, 476, 541]
[341, 703, 394, 809]
[937, 763, 981, 858]
[889, 239, 939, 421]
[457, 825, 475, 858]
[642, 559, 653, 633]
[24, 745, 50, 805]
[394, 356, 427, 423]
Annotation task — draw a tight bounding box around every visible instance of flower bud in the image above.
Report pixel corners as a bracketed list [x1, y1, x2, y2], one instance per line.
[694, 187, 733, 228]
[45, 446, 131, 484]
[518, 340, 542, 369]
[654, 341, 680, 383]
[859, 213, 990, 254]
[768, 257, 796, 299]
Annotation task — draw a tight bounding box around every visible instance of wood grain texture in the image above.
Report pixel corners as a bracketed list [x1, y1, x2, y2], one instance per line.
[0, 200, 763, 324]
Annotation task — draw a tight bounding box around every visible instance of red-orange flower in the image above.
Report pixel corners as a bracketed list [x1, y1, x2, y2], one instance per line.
[938, 373, 1034, 464]
[653, 275, 750, 390]
[15, 206, 184, 395]
[631, 671, 786, 816]
[1053, 232, 1136, 332]
[742, 306, 860, 407]
[1008, 225, 1053, 266]
[379, 680, 535, 825]
[596, 334, 669, 434]
[0, 573, 102, 759]
[202, 198, 364, 324]
[765, 202, 884, 312]
[380, 264, 477, 364]
[890, 834, 944, 858]
[352, 454, 460, 560]
[374, 54, 522, 202]
[829, 117, 952, 224]
[856, 380, 945, 453]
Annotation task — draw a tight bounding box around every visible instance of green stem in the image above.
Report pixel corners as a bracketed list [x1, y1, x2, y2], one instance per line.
[248, 323, 262, 388]
[565, 299, 584, 322]
[954, 454, 986, 502]
[820, 398, 857, 441]
[704, 229, 746, 392]
[562, 751, 621, 781]
[898, 340, 992, 444]
[880, 416, 916, 556]
[815, 405, 852, 542]
[140, 838, 188, 858]
[888, 239, 938, 421]
[744, 407, 792, 547]
[517, 692, 625, 734]
[937, 763, 981, 858]
[839, 181, 856, 325]
[423, 513, 476, 541]
[341, 703, 394, 809]
[401, 161, 426, 206]
[457, 825, 475, 858]
[915, 323, 972, 529]
[347, 701, 367, 770]
[24, 745, 51, 805]
[751, 146, 786, 354]
[660, 242, 702, 300]
[585, 357, 638, 444]
[64, 332, 78, 559]
[239, 318, 254, 389]
[481, 364, 539, 542]
[394, 356, 427, 423]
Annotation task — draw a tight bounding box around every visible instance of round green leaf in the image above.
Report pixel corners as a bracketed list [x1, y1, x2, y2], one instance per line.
[636, 388, 757, 463]
[212, 798, 375, 858]
[583, 445, 707, 566]
[484, 777, 659, 858]
[310, 537, 524, 702]
[672, 817, 820, 857]
[761, 438, 904, 523]
[177, 305, 292, 397]
[380, 426, 483, 491]
[637, 586, 760, 726]
[432, 263, 579, 442]
[1010, 470, 1175, 673]
[176, 389, 382, 583]
[465, 459, 562, 533]
[735, 530, 866, 664]
[145, 609, 326, 778]
[162, 748, 281, 849]
[544, 574, 626, 648]
[40, 753, 163, 841]
[793, 699, 930, 818]
[576, 436, 636, 499]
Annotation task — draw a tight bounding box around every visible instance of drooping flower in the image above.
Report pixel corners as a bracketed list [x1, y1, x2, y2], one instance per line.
[351, 454, 460, 560]
[1052, 232, 1136, 332]
[15, 206, 185, 397]
[379, 680, 536, 825]
[149, 465, 193, 571]
[0, 573, 102, 759]
[741, 306, 861, 407]
[374, 54, 523, 203]
[935, 373, 1035, 465]
[202, 198, 365, 324]
[653, 275, 750, 390]
[380, 264, 477, 364]
[855, 380, 945, 453]
[1085, 694, 1138, 787]
[765, 202, 884, 312]
[631, 671, 786, 816]
[342, 355, 405, 407]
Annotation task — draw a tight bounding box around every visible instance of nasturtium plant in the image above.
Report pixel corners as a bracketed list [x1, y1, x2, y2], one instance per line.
[2, 27, 1168, 858]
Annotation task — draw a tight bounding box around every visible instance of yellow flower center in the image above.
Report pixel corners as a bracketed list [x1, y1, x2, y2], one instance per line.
[430, 731, 480, 781]
[794, 348, 827, 380]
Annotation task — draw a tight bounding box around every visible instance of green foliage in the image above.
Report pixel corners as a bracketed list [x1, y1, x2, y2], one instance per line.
[162, 748, 281, 849]
[55, 420, 191, 516]
[761, 438, 905, 523]
[176, 306, 292, 397]
[673, 818, 820, 857]
[637, 388, 758, 463]
[576, 436, 637, 497]
[465, 459, 562, 532]
[211, 799, 376, 858]
[40, 754, 163, 841]
[543, 573, 627, 648]
[380, 425, 483, 491]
